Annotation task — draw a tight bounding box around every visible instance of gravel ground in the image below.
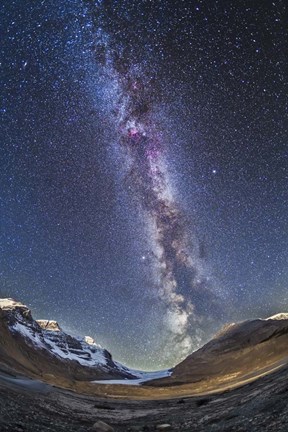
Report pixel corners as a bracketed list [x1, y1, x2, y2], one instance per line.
[0, 365, 288, 432]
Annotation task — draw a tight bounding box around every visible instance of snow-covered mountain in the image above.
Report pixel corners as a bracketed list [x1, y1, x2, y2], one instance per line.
[0, 298, 136, 382]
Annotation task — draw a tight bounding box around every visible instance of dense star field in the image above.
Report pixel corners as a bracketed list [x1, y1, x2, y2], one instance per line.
[1, 0, 287, 369]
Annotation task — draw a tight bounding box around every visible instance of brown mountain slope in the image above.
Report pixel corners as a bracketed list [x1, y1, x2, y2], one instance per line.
[147, 314, 288, 387]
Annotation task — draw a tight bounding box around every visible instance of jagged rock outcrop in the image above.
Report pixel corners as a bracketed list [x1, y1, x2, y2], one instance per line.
[37, 320, 62, 332]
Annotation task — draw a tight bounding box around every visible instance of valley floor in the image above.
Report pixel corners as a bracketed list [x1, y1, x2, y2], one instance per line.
[0, 364, 288, 432]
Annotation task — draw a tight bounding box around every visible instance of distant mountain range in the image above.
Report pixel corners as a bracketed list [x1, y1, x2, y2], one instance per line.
[0, 298, 288, 394]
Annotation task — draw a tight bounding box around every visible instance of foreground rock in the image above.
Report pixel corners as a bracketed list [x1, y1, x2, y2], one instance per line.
[0, 362, 288, 431]
[90, 420, 114, 431]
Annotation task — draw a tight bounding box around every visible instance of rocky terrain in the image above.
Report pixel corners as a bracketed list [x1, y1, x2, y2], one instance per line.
[0, 361, 288, 431]
[0, 298, 288, 431]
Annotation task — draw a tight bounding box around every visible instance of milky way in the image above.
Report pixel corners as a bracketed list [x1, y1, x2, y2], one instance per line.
[88, 5, 225, 358]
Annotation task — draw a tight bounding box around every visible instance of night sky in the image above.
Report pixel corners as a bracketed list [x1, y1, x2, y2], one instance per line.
[1, 0, 287, 370]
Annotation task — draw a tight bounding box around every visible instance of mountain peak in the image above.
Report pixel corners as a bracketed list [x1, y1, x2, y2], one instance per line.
[0, 298, 33, 323]
[84, 335, 98, 346]
[0, 298, 28, 310]
[37, 320, 62, 332]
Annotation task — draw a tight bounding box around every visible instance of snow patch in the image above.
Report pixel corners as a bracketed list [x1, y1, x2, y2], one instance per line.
[43, 336, 108, 367]
[83, 335, 101, 347]
[12, 322, 45, 348]
[11, 322, 108, 368]
[92, 369, 172, 385]
[266, 313, 288, 321]
[0, 298, 27, 309]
